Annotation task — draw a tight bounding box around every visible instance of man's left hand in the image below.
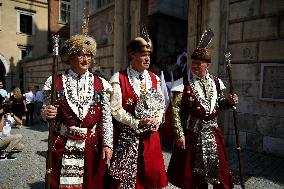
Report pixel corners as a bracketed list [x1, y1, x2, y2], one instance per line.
[102, 146, 113, 165]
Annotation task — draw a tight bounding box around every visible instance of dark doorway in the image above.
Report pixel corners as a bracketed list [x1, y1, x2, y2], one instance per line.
[0, 59, 6, 85]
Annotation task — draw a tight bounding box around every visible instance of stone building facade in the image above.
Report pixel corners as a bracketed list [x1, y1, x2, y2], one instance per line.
[224, 0, 284, 157]
[22, 0, 70, 90]
[0, 0, 49, 91]
[48, 0, 70, 52]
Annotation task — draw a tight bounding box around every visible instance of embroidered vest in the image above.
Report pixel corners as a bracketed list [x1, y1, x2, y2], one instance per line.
[119, 70, 157, 114]
[180, 75, 221, 124]
[54, 73, 103, 134]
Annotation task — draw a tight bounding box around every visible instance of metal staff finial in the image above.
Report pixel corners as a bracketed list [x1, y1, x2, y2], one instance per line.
[224, 51, 232, 64]
[82, 1, 89, 36]
[52, 35, 59, 56]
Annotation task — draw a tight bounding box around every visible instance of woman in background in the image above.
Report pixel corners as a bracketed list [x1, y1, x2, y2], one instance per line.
[9, 87, 27, 127]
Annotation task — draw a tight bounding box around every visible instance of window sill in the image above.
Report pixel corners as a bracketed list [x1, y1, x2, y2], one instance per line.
[16, 32, 34, 37]
[57, 21, 70, 26]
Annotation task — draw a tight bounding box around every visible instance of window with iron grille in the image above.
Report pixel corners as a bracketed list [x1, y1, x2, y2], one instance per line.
[59, 0, 70, 24]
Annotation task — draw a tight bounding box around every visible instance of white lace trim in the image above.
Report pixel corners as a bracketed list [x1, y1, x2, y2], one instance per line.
[189, 74, 218, 114]
[127, 66, 152, 97]
[62, 71, 94, 120]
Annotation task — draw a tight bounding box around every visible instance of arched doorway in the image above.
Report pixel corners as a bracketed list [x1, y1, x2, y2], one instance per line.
[0, 60, 6, 82]
[0, 53, 8, 87]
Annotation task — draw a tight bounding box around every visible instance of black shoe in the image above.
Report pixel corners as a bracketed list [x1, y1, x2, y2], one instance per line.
[0, 153, 17, 161]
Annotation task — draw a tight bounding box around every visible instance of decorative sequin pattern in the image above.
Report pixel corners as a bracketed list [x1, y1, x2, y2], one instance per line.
[109, 69, 164, 188]
[135, 87, 164, 125]
[171, 74, 228, 185]
[193, 120, 220, 184]
[171, 92, 184, 138]
[42, 71, 114, 188]
[188, 74, 218, 114]
[101, 91, 113, 149]
[62, 72, 94, 120]
[109, 126, 139, 189]
[59, 127, 87, 188]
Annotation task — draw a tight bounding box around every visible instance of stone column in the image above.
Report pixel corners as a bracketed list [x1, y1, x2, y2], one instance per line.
[113, 0, 130, 72]
[114, 0, 148, 72]
[130, 0, 141, 38]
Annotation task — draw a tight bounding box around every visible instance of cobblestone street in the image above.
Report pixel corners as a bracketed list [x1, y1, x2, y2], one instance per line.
[0, 122, 283, 189]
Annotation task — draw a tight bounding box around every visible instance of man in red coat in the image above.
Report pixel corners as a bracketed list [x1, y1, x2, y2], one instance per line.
[167, 47, 238, 189]
[43, 34, 113, 189]
[109, 35, 168, 188]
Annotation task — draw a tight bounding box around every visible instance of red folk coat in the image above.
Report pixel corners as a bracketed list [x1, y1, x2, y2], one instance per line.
[50, 74, 107, 189]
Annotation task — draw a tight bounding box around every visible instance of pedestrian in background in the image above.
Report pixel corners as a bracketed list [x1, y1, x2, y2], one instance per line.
[0, 81, 8, 104]
[0, 112, 24, 160]
[33, 85, 43, 123]
[7, 86, 16, 100]
[9, 87, 26, 128]
[167, 47, 238, 189]
[23, 86, 34, 126]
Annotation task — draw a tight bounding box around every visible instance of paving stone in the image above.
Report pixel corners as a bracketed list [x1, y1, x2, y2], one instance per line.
[1, 122, 284, 188]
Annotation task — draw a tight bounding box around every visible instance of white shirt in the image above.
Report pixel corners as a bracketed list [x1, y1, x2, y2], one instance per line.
[109, 67, 164, 129]
[24, 91, 34, 104]
[0, 115, 15, 137]
[176, 51, 188, 67]
[0, 89, 7, 98]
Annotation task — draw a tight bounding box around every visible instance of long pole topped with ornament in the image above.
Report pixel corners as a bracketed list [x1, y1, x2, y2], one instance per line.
[224, 52, 245, 189]
[45, 34, 59, 189]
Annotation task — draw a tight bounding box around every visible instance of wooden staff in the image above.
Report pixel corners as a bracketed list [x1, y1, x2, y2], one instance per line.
[224, 52, 245, 189]
[45, 35, 59, 189]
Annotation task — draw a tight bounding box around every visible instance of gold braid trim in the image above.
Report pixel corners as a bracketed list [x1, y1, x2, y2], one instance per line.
[172, 92, 184, 139]
[193, 168, 221, 185]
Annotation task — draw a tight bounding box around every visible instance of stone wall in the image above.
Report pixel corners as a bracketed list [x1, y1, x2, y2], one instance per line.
[225, 0, 284, 157]
[22, 55, 68, 91]
[22, 53, 111, 91]
[89, 5, 115, 79]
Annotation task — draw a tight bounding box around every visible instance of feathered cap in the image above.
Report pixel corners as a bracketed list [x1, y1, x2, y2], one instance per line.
[60, 4, 96, 64]
[127, 25, 153, 54]
[60, 35, 97, 64]
[191, 28, 214, 63]
[191, 48, 211, 62]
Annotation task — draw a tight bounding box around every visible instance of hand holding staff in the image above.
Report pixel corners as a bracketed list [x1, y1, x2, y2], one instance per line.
[45, 35, 59, 189]
[225, 52, 245, 189]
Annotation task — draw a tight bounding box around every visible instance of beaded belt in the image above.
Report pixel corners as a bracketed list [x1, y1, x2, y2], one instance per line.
[55, 123, 97, 188]
[192, 118, 220, 184]
[55, 123, 97, 139]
